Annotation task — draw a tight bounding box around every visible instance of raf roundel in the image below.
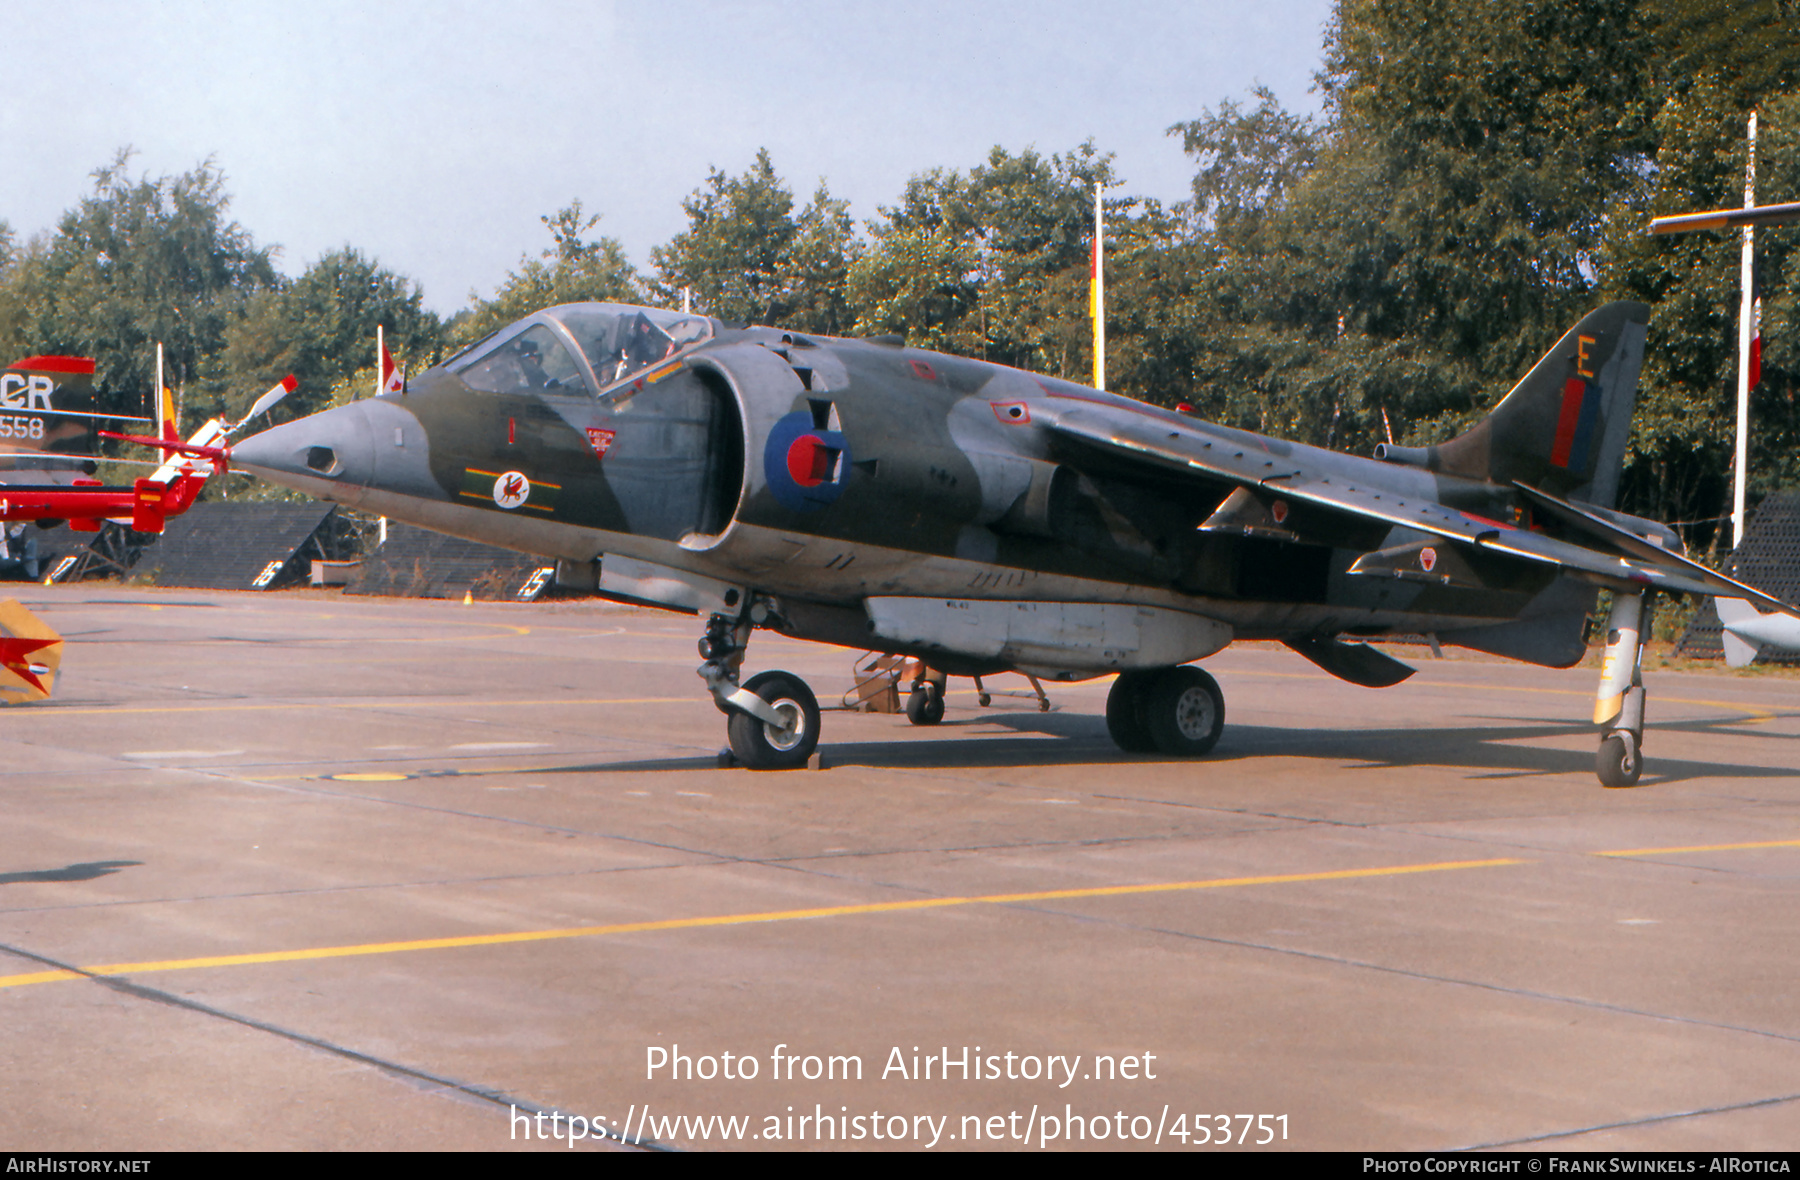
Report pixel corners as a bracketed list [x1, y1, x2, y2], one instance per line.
[763, 411, 851, 512]
[493, 471, 531, 510]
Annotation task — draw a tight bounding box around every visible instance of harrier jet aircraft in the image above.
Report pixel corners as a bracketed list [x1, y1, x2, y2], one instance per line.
[229, 300, 1793, 786]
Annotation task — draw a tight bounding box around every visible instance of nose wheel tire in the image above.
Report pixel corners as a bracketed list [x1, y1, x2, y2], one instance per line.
[1596, 731, 1642, 788]
[1143, 666, 1225, 756]
[726, 671, 820, 769]
[905, 681, 945, 725]
[1105, 671, 1158, 753]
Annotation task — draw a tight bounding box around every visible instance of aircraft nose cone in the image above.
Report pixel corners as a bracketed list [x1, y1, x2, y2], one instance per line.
[233, 402, 376, 502]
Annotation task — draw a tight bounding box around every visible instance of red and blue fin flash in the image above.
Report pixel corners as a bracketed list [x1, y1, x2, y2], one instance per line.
[1549, 376, 1601, 472]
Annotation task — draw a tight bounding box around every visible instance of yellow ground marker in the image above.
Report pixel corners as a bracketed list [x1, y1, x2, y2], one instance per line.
[0, 857, 1521, 992]
[1594, 838, 1800, 858]
[36, 696, 695, 718]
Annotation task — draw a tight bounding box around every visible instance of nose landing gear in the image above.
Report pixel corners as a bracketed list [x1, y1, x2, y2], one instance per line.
[697, 603, 820, 769]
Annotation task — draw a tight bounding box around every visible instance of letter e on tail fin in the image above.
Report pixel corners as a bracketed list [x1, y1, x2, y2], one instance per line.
[1431, 302, 1650, 508]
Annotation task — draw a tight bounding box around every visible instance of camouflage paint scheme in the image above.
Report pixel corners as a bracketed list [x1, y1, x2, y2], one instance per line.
[230, 300, 1790, 778]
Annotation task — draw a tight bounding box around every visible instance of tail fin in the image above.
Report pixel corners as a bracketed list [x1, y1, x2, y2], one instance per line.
[1422, 302, 1650, 508]
[0, 355, 99, 478]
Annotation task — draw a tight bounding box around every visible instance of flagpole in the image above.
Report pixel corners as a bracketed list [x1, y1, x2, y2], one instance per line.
[1734, 111, 1757, 549]
[1092, 180, 1105, 390]
[375, 323, 389, 545]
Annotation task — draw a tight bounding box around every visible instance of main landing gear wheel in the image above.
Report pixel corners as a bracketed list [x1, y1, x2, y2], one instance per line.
[726, 671, 820, 770]
[1596, 731, 1642, 789]
[1143, 665, 1225, 756]
[1105, 670, 1158, 753]
[905, 680, 945, 725]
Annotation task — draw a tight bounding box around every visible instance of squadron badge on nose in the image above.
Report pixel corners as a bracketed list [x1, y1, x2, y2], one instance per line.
[493, 471, 531, 510]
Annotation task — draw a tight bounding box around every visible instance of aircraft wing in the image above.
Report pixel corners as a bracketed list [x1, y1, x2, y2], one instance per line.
[1041, 401, 1796, 614]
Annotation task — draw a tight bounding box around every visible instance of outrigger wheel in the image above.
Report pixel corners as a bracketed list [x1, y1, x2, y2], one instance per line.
[905, 680, 945, 725]
[1596, 730, 1643, 789]
[726, 670, 820, 770]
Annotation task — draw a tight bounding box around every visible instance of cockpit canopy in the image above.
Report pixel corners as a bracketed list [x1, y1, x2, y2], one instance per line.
[449, 304, 713, 398]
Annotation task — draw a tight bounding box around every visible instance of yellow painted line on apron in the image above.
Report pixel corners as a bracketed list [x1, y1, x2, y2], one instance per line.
[29, 697, 696, 718]
[0, 857, 1522, 992]
[1594, 839, 1800, 858]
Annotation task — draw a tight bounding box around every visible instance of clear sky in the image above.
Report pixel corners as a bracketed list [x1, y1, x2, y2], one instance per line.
[1, 0, 1335, 315]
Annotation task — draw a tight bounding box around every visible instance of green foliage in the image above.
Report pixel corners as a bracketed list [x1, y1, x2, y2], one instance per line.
[651, 149, 858, 334]
[224, 247, 441, 423]
[1595, 1, 1800, 549]
[0, 220, 23, 365]
[1129, 0, 1800, 544]
[0, 150, 278, 418]
[452, 200, 641, 349]
[10, 0, 1800, 552]
[846, 223, 981, 352]
[1170, 85, 1319, 252]
[852, 143, 1121, 380]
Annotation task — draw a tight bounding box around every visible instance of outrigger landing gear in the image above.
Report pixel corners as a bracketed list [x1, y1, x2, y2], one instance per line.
[1593, 591, 1648, 788]
[905, 665, 946, 726]
[697, 604, 819, 770]
[1106, 665, 1225, 756]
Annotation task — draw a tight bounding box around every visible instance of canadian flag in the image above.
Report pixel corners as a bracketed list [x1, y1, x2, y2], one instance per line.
[377, 325, 405, 396]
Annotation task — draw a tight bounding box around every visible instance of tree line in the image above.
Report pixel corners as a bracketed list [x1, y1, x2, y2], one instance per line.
[1, 0, 1796, 544]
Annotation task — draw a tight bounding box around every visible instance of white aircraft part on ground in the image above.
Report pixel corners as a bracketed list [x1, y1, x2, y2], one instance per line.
[1714, 596, 1800, 667]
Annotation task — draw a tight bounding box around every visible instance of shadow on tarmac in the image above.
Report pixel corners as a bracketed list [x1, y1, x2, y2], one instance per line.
[425, 707, 1797, 786]
[0, 860, 143, 886]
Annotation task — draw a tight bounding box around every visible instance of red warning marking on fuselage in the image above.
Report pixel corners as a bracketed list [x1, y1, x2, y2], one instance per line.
[587, 428, 615, 458]
[1460, 510, 1516, 533]
[992, 401, 1031, 424]
[1420, 547, 1438, 573]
